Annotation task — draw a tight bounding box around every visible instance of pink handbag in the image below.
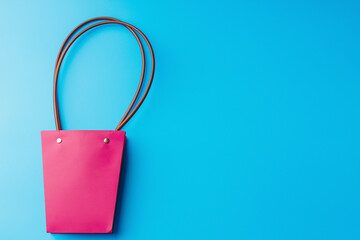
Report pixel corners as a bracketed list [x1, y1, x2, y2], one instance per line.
[41, 17, 155, 234]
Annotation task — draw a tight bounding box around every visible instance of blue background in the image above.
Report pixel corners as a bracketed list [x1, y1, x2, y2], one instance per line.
[0, 0, 360, 239]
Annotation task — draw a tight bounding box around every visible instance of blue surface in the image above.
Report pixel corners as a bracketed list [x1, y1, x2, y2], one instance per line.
[0, 0, 360, 239]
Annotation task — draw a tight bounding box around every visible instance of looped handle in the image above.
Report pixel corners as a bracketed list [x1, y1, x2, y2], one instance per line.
[53, 17, 155, 131]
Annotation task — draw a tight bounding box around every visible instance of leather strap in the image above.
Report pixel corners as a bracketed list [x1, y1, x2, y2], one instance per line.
[53, 17, 155, 130]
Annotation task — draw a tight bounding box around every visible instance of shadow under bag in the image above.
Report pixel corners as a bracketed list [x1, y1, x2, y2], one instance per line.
[41, 17, 155, 234]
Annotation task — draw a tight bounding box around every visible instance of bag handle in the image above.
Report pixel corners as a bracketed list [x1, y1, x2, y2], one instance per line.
[53, 17, 155, 130]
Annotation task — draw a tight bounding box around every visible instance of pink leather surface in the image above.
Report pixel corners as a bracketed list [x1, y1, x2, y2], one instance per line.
[41, 130, 126, 233]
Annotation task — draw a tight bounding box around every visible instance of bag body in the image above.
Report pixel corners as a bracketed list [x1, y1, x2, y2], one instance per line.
[41, 17, 155, 233]
[42, 131, 125, 233]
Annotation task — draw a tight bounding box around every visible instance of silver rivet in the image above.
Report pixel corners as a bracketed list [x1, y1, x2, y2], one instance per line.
[57, 138, 62, 144]
[104, 138, 110, 144]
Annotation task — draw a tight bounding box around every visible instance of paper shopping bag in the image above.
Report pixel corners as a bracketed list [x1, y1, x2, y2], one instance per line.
[41, 17, 155, 233]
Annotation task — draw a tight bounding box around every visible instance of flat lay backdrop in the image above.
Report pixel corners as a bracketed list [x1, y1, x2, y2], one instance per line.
[0, 0, 360, 239]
